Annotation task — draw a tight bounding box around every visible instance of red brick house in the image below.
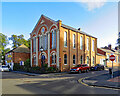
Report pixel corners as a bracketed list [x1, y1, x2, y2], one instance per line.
[5, 44, 30, 66]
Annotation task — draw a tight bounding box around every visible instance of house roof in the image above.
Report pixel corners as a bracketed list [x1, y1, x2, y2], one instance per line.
[99, 48, 119, 55]
[6, 44, 30, 54]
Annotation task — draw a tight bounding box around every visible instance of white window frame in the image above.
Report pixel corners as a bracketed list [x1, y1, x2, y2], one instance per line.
[64, 31, 67, 47]
[87, 38, 89, 50]
[64, 54, 67, 65]
[52, 54, 56, 65]
[73, 34, 75, 48]
[54, 30, 56, 48]
[73, 55, 75, 65]
[80, 36, 83, 50]
[52, 31, 54, 49]
[33, 37, 36, 52]
[92, 40, 94, 52]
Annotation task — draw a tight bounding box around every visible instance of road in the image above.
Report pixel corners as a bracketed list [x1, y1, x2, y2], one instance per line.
[1, 70, 119, 95]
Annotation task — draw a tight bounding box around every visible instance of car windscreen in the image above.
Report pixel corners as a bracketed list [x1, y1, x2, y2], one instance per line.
[2, 66, 8, 68]
[75, 65, 81, 67]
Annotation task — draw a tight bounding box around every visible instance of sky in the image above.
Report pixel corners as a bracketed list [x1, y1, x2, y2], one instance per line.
[2, 1, 118, 49]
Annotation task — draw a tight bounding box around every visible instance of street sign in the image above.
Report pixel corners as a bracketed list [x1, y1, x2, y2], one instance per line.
[109, 55, 115, 61]
[109, 54, 115, 78]
[59, 57, 61, 63]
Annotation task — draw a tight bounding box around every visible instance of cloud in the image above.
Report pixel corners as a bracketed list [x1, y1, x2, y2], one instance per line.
[81, 0, 107, 11]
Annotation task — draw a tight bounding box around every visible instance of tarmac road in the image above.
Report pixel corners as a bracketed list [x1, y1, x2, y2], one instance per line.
[1, 70, 120, 95]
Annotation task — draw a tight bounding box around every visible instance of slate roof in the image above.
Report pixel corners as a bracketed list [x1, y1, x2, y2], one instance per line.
[31, 14, 97, 38]
[61, 23, 97, 38]
[6, 44, 30, 54]
[99, 48, 119, 55]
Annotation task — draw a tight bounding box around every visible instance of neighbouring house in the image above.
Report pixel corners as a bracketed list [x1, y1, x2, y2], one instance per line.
[96, 48, 106, 66]
[97, 44, 120, 67]
[30, 14, 97, 72]
[5, 44, 30, 68]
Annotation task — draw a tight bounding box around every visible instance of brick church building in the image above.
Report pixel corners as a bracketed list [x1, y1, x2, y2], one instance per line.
[30, 15, 97, 72]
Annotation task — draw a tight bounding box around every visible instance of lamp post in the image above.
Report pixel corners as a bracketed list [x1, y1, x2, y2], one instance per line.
[40, 46, 44, 72]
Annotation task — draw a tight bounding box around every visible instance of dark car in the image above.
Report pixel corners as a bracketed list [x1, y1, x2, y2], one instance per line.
[70, 64, 90, 73]
[90, 64, 104, 71]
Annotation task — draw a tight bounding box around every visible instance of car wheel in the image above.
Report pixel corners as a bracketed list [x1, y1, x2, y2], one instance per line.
[78, 70, 81, 74]
[86, 69, 89, 72]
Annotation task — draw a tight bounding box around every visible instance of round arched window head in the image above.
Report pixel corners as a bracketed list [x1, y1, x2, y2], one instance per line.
[41, 27, 45, 33]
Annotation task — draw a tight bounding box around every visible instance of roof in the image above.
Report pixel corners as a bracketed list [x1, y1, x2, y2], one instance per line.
[99, 48, 119, 55]
[61, 24, 97, 38]
[6, 44, 30, 54]
[31, 14, 97, 39]
[97, 53, 105, 56]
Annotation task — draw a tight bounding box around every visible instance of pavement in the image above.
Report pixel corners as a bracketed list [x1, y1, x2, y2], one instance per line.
[80, 70, 120, 89]
[12, 70, 68, 77]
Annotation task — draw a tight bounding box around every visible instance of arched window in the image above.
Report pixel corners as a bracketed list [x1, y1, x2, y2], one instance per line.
[64, 54, 67, 65]
[73, 55, 75, 65]
[80, 55, 83, 64]
[54, 30, 56, 48]
[64, 31, 67, 47]
[52, 31, 54, 49]
[73, 34, 75, 48]
[33, 37, 36, 52]
[80, 36, 83, 50]
[52, 54, 56, 64]
[33, 55, 36, 65]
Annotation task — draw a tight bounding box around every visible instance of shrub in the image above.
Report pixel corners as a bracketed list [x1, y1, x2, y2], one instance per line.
[47, 66, 58, 73]
[13, 63, 21, 71]
[24, 59, 31, 68]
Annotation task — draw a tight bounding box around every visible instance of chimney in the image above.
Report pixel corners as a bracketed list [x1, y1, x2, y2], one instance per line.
[78, 28, 81, 31]
[108, 44, 112, 50]
[115, 46, 118, 50]
[58, 20, 62, 28]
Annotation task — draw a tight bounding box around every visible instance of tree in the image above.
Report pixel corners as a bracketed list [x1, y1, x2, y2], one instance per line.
[0, 33, 10, 64]
[9, 34, 30, 49]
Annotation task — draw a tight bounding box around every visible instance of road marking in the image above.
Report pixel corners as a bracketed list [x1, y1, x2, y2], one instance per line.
[78, 73, 119, 90]
[41, 83, 47, 85]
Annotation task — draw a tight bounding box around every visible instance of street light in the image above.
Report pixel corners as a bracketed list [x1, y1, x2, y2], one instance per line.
[40, 46, 44, 72]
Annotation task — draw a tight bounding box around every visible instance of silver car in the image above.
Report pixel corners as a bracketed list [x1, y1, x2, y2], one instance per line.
[0, 65, 9, 72]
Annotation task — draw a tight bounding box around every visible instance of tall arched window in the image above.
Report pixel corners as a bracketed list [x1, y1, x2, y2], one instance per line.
[54, 30, 56, 48]
[73, 55, 75, 65]
[33, 37, 36, 52]
[80, 36, 83, 50]
[64, 54, 67, 65]
[80, 55, 83, 64]
[52, 54, 56, 64]
[52, 31, 54, 49]
[64, 31, 67, 47]
[33, 55, 36, 65]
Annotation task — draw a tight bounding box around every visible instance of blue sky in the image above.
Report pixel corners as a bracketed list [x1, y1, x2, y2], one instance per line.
[2, 2, 118, 49]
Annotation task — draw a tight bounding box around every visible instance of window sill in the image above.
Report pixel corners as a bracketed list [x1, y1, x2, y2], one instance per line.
[64, 64, 67, 65]
[64, 46, 67, 48]
[51, 63, 56, 65]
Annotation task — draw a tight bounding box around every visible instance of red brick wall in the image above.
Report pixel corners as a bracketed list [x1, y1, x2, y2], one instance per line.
[13, 52, 30, 63]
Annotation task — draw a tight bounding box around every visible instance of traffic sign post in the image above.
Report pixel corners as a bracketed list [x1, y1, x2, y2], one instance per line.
[109, 55, 115, 78]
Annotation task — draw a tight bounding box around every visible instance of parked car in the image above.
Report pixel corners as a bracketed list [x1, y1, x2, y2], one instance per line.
[70, 64, 90, 73]
[90, 64, 104, 71]
[0, 65, 10, 72]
